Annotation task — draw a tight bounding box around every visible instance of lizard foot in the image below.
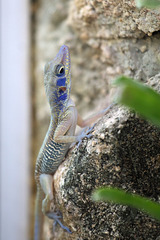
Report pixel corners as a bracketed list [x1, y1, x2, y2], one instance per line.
[77, 125, 95, 148]
[47, 212, 72, 234]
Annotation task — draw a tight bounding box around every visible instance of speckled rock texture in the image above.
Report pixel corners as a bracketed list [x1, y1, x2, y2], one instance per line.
[47, 76, 160, 240]
[32, 0, 160, 239]
[70, 0, 160, 39]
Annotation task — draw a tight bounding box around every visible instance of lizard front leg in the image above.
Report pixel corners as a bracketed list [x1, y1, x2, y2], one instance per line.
[77, 103, 115, 128]
[54, 104, 115, 145]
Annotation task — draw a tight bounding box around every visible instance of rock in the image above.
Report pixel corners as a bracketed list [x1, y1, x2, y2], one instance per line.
[52, 79, 160, 239]
[70, 0, 160, 39]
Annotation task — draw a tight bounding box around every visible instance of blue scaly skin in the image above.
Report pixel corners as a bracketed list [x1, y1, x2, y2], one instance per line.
[34, 45, 113, 240]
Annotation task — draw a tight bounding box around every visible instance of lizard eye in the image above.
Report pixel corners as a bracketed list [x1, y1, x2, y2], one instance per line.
[55, 64, 65, 76]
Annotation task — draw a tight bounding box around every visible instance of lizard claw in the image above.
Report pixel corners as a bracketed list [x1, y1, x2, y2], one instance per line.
[77, 124, 95, 148]
[47, 212, 72, 234]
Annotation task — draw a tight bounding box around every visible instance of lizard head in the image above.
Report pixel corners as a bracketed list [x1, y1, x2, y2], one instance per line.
[44, 45, 71, 112]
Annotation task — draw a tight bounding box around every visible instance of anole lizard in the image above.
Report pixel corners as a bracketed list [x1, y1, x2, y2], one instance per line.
[34, 45, 113, 240]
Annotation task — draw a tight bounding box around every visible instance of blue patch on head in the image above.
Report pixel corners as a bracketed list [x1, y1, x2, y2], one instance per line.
[58, 93, 67, 101]
[59, 89, 64, 94]
[57, 77, 66, 87]
[53, 87, 68, 111]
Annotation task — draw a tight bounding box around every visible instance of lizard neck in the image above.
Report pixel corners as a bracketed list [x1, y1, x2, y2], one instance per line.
[50, 98, 75, 123]
[50, 100, 68, 117]
[49, 87, 71, 116]
[45, 101, 68, 138]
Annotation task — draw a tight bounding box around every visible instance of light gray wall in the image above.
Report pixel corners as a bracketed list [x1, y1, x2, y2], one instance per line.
[0, 0, 30, 239]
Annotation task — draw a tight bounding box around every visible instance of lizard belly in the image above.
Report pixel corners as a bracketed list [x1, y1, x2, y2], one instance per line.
[41, 140, 70, 174]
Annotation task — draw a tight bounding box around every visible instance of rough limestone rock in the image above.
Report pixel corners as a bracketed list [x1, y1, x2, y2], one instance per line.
[49, 75, 160, 240]
[70, 0, 160, 39]
[32, 0, 160, 239]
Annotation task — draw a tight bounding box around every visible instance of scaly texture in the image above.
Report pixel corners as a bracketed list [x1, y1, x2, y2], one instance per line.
[34, 45, 113, 240]
[34, 45, 74, 240]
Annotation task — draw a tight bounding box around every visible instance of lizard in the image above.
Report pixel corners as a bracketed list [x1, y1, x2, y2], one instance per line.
[34, 45, 114, 240]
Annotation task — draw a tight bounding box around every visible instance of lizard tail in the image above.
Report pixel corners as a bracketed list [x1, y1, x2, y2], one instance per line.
[34, 187, 44, 240]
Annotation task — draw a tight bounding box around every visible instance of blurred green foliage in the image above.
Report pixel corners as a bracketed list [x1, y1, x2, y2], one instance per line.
[92, 188, 160, 221]
[135, 0, 160, 8]
[114, 76, 160, 127]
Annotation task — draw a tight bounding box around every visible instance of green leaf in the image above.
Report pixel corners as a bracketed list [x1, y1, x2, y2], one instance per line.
[92, 187, 160, 221]
[135, 0, 160, 8]
[114, 76, 160, 127]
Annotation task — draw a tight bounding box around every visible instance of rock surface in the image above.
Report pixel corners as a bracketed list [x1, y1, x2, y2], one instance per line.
[70, 0, 160, 39]
[51, 76, 160, 240]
